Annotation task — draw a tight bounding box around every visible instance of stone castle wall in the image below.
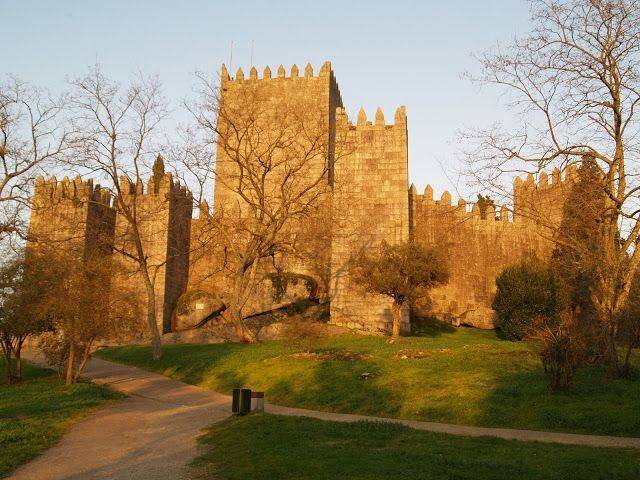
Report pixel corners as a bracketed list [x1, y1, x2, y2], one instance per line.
[329, 106, 410, 333]
[410, 168, 575, 328]
[113, 173, 192, 333]
[28, 175, 114, 261]
[26, 61, 576, 335]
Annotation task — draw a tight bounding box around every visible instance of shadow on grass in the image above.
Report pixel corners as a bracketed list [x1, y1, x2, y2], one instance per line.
[267, 347, 401, 417]
[409, 315, 456, 338]
[475, 362, 640, 437]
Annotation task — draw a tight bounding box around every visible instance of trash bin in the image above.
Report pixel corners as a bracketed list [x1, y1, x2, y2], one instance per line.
[251, 391, 264, 413]
[240, 388, 252, 415]
[232, 388, 241, 414]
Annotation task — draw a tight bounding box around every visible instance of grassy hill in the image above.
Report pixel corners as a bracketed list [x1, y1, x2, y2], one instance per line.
[97, 327, 640, 437]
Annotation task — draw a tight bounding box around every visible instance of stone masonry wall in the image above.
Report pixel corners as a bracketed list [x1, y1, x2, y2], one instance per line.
[113, 173, 191, 333]
[329, 106, 410, 333]
[410, 168, 575, 329]
[26, 62, 578, 336]
[189, 62, 343, 315]
[28, 175, 114, 262]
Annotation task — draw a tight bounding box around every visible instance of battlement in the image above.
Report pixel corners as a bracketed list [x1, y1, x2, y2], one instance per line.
[220, 61, 344, 112]
[513, 164, 578, 192]
[221, 61, 334, 84]
[118, 173, 192, 201]
[336, 106, 407, 130]
[34, 175, 112, 207]
[409, 184, 513, 223]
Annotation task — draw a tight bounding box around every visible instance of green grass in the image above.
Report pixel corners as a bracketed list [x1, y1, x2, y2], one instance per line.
[0, 360, 122, 478]
[194, 414, 640, 480]
[96, 327, 640, 437]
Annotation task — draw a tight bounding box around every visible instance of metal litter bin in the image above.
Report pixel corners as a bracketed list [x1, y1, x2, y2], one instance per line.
[232, 388, 252, 415]
[251, 391, 264, 413]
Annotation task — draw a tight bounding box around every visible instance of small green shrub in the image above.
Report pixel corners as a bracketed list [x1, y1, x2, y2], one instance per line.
[493, 256, 568, 340]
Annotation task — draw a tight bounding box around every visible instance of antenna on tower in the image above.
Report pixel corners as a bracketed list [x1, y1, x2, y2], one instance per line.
[229, 40, 234, 72]
[250, 40, 254, 66]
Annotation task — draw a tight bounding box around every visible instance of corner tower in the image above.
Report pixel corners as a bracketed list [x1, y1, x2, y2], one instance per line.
[113, 173, 192, 333]
[329, 106, 411, 333]
[27, 175, 115, 261]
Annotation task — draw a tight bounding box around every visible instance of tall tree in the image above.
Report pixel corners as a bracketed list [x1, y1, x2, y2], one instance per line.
[552, 158, 607, 319]
[0, 254, 50, 383]
[462, 0, 640, 375]
[0, 77, 70, 247]
[69, 66, 168, 360]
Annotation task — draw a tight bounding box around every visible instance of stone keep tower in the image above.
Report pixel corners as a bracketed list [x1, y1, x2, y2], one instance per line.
[329, 106, 410, 333]
[213, 61, 342, 212]
[28, 175, 115, 261]
[189, 62, 344, 313]
[199, 61, 411, 333]
[112, 173, 192, 333]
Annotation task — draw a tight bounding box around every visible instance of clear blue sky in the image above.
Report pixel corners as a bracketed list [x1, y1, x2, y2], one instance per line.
[3, 0, 531, 199]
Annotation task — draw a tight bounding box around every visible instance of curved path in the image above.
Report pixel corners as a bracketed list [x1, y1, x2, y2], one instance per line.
[12, 354, 640, 479]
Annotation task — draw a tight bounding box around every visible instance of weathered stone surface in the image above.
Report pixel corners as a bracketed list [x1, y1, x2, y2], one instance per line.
[410, 173, 572, 327]
[459, 308, 496, 330]
[173, 291, 226, 331]
[256, 322, 288, 341]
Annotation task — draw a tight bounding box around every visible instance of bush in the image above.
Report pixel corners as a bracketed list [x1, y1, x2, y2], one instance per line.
[493, 256, 568, 340]
[529, 311, 589, 390]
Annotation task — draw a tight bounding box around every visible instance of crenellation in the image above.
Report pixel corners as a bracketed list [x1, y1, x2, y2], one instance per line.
[304, 63, 313, 77]
[357, 107, 367, 125]
[221, 64, 230, 82]
[32, 175, 112, 206]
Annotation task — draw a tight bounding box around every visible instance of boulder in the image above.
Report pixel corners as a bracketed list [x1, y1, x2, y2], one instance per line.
[459, 307, 496, 329]
[173, 291, 226, 331]
[256, 322, 288, 341]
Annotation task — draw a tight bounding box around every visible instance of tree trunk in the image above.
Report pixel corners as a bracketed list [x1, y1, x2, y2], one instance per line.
[74, 340, 93, 382]
[391, 300, 403, 338]
[229, 266, 256, 343]
[142, 273, 163, 360]
[65, 340, 76, 386]
[1, 341, 16, 384]
[14, 345, 22, 383]
[4, 356, 15, 384]
[229, 305, 256, 343]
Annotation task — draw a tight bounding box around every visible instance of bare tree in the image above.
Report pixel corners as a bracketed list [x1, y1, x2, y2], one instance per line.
[174, 72, 333, 342]
[0, 77, 70, 246]
[462, 0, 640, 374]
[69, 66, 168, 359]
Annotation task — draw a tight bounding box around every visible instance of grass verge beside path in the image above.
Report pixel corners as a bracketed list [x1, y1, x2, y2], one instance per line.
[194, 414, 640, 480]
[0, 360, 122, 478]
[97, 328, 640, 437]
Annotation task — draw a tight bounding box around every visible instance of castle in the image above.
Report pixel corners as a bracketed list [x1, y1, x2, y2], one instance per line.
[26, 61, 571, 335]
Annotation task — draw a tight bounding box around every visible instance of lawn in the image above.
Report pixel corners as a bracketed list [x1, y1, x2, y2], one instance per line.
[194, 414, 640, 480]
[97, 327, 640, 437]
[0, 360, 122, 478]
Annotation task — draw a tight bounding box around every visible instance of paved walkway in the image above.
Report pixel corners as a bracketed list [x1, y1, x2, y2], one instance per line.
[11, 354, 640, 480]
